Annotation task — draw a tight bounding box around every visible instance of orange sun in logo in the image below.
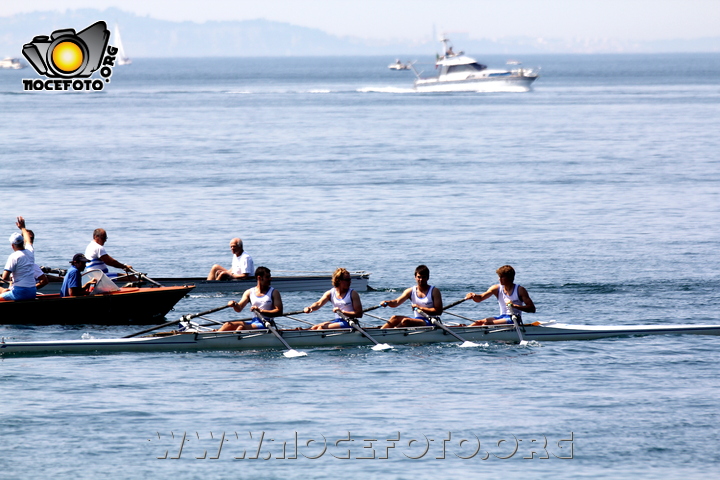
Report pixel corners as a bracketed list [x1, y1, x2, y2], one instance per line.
[52, 41, 84, 73]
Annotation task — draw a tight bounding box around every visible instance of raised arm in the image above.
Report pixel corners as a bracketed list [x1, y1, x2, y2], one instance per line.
[16, 217, 31, 247]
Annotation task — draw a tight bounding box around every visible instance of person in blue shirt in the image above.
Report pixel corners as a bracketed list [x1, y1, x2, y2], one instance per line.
[60, 253, 96, 297]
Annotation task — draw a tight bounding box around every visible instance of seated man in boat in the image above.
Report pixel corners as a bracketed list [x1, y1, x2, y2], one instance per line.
[304, 267, 363, 330]
[380, 264, 443, 328]
[465, 265, 536, 325]
[218, 266, 282, 331]
[85, 228, 133, 276]
[0, 225, 36, 301]
[60, 254, 97, 297]
[207, 238, 254, 281]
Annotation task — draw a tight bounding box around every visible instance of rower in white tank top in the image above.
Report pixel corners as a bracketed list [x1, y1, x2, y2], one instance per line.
[411, 285, 436, 318]
[497, 283, 525, 316]
[250, 286, 275, 316]
[330, 288, 354, 320]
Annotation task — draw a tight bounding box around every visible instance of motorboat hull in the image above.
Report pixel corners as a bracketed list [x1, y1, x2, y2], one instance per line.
[0, 285, 194, 325]
[414, 74, 537, 93]
[40, 272, 371, 294]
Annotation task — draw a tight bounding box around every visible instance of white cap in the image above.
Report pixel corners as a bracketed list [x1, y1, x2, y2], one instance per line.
[9, 232, 23, 245]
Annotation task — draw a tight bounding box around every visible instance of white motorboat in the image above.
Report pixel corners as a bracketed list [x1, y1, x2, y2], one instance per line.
[2, 321, 719, 356]
[38, 268, 371, 294]
[411, 36, 539, 92]
[0, 57, 24, 69]
[388, 59, 410, 70]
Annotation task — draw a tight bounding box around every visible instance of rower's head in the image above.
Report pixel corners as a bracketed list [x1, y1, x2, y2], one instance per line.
[255, 266, 271, 286]
[496, 265, 515, 284]
[230, 238, 243, 255]
[93, 228, 108, 245]
[332, 268, 351, 288]
[414, 265, 430, 283]
[9, 232, 23, 251]
[70, 253, 90, 270]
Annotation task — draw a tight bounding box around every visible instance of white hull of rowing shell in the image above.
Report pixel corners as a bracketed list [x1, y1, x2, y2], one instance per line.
[3, 323, 720, 356]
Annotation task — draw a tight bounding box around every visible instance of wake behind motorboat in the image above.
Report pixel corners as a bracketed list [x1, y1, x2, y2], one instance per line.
[410, 36, 539, 92]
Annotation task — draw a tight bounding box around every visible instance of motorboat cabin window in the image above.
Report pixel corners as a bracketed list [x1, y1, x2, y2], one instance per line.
[446, 64, 487, 74]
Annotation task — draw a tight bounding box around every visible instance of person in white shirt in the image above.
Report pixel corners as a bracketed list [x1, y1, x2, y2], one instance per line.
[84, 228, 132, 275]
[207, 238, 254, 280]
[0, 218, 36, 301]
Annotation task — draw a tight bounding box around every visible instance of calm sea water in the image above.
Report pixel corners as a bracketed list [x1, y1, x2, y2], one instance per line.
[1, 54, 719, 479]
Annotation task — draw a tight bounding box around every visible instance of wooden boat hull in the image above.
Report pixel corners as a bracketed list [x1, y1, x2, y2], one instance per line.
[2, 322, 719, 356]
[0, 286, 194, 326]
[40, 272, 371, 294]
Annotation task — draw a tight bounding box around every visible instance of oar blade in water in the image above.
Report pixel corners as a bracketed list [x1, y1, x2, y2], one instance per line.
[371, 343, 393, 351]
[283, 349, 308, 358]
[459, 341, 483, 348]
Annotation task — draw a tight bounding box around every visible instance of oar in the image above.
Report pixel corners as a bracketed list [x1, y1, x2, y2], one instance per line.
[507, 303, 529, 346]
[123, 303, 235, 338]
[127, 268, 163, 287]
[443, 297, 469, 310]
[255, 312, 307, 358]
[336, 309, 393, 351]
[414, 308, 482, 348]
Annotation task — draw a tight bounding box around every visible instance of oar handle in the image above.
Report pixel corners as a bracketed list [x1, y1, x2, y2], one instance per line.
[123, 303, 236, 338]
[362, 304, 382, 313]
[127, 268, 163, 287]
[444, 297, 468, 310]
[185, 303, 234, 320]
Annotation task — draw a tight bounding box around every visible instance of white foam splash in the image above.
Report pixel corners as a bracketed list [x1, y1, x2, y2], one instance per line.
[358, 86, 416, 94]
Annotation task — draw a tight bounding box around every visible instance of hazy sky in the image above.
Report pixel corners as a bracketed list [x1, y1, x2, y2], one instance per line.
[3, 1, 719, 41]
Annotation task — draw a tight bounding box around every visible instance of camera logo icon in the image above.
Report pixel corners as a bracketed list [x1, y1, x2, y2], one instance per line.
[22, 21, 110, 78]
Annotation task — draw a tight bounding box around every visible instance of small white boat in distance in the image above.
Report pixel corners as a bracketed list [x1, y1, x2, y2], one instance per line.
[411, 36, 539, 92]
[114, 24, 131, 65]
[388, 59, 410, 70]
[0, 57, 24, 69]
